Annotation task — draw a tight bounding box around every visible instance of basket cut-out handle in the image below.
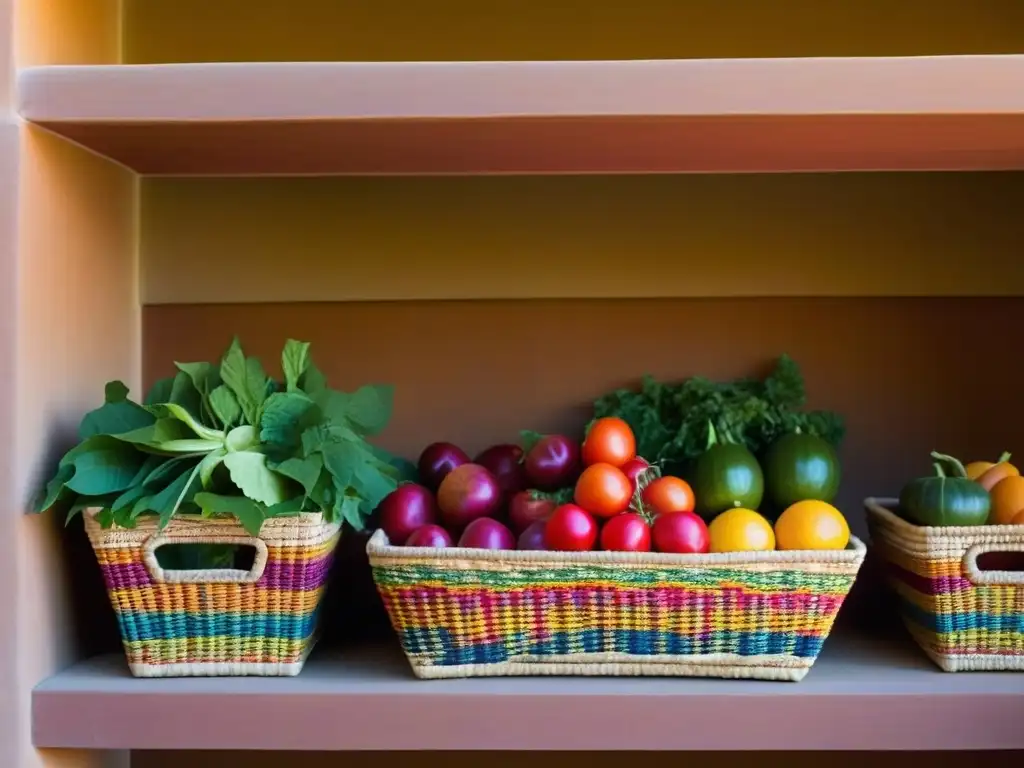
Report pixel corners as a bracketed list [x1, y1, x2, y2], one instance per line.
[142, 534, 269, 584]
[963, 543, 1024, 586]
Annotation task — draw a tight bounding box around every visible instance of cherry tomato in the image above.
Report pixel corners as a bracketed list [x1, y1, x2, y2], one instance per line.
[620, 456, 652, 490]
[581, 417, 637, 468]
[642, 476, 695, 516]
[574, 462, 633, 519]
[600, 513, 652, 552]
[544, 504, 598, 551]
[652, 511, 710, 554]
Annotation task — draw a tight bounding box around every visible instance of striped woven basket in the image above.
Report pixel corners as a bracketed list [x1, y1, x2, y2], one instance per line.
[84, 509, 342, 677]
[367, 530, 866, 681]
[865, 497, 1024, 672]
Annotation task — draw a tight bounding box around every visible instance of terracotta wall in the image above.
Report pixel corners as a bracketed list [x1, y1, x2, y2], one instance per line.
[142, 296, 1024, 532]
[141, 174, 1024, 305]
[123, 0, 1024, 62]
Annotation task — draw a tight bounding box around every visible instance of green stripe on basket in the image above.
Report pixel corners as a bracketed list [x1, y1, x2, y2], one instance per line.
[372, 564, 853, 592]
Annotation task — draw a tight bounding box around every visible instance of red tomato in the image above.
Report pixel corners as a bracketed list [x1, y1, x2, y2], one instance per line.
[582, 417, 637, 468]
[652, 511, 710, 554]
[642, 476, 695, 515]
[544, 504, 598, 551]
[620, 457, 651, 490]
[574, 462, 633, 519]
[600, 513, 652, 552]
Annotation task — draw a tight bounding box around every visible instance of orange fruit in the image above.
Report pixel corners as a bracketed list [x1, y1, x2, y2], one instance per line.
[965, 453, 1018, 491]
[977, 463, 1019, 492]
[1011, 509, 1024, 525]
[965, 461, 996, 480]
[708, 508, 775, 553]
[988, 475, 1024, 525]
[774, 500, 850, 551]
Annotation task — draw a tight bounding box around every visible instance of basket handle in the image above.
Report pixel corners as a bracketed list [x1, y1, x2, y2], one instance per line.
[963, 543, 1024, 586]
[142, 533, 269, 584]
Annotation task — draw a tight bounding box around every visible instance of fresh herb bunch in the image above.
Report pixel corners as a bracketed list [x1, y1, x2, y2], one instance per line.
[591, 354, 844, 472]
[35, 338, 413, 536]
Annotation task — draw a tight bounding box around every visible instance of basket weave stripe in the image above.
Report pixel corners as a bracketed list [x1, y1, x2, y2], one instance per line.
[368, 530, 865, 680]
[85, 511, 341, 677]
[865, 498, 1024, 672]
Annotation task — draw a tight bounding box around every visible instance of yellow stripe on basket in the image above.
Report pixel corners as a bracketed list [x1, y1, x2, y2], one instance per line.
[106, 585, 326, 615]
[123, 635, 311, 662]
[888, 575, 1023, 618]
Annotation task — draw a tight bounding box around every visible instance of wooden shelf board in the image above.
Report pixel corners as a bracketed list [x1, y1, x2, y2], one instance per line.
[32, 631, 1024, 751]
[17, 56, 1024, 175]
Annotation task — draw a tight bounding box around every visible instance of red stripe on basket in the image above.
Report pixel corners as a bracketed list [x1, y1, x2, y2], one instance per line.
[381, 584, 845, 618]
[99, 554, 334, 590]
[887, 562, 972, 595]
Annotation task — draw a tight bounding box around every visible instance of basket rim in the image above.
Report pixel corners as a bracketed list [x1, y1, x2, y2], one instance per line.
[865, 496, 1024, 540]
[366, 528, 867, 566]
[83, 505, 332, 531]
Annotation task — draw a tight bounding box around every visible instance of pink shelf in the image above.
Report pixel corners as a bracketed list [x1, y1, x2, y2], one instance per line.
[17, 56, 1024, 175]
[32, 632, 1024, 751]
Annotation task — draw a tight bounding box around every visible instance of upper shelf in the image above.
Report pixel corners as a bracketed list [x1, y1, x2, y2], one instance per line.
[16, 55, 1024, 176]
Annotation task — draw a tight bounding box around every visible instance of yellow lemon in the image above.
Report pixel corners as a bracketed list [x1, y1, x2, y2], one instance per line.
[774, 499, 850, 551]
[708, 508, 775, 553]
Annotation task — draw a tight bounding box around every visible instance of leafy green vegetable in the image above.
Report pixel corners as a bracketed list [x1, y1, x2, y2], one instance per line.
[33, 337, 405, 541]
[591, 354, 844, 474]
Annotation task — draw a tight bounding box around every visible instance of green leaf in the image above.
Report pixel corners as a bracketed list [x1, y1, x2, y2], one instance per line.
[273, 454, 323, 496]
[198, 447, 227, 487]
[520, 429, 545, 453]
[149, 463, 204, 527]
[141, 455, 196, 487]
[144, 377, 175, 406]
[370, 446, 418, 483]
[351, 459, 399, 510]
[260, 391, 317, 448]
[78, 383, 155, 440]
[346, 384, 394, 436]
[299, 361, 328, 395]
[65, 442, 145, 496]
[175, 361, 222, 426]
[225, 424, 259, 452]
[111, 417, 195, 448]
[282, 339, 311, 393]
[111, 483, 151, 513]
[153, 403, 225, 442]
[194, 492, 266, 536]
[209, 385, 242, 429]
[38, 463, 75, 512]
[300, 422, 360, 457]
[336, 493, 365, 530]
[320, 439, 370, 492]
[265, 496, 306, 518]
[222, 450, 289, 506]
[168, 369, 204, 422]
[219, 337, 270, 425]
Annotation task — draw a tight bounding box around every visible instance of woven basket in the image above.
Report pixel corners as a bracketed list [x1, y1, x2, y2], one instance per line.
[367, 530, 866, 681]
[84, 509, 342, 677]
[865, 497, 1024, 672]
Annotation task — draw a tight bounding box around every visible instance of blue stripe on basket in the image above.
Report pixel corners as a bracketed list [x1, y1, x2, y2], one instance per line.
[898, 598, 1024, 635]
[404, 628, 825, 667]
[115, 611, 319, 642]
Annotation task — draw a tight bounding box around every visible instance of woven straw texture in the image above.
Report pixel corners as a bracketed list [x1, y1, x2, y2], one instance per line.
[84, 509, 341, 677]
[865, 497, 1024, 672]
[367, 530, 866, 681]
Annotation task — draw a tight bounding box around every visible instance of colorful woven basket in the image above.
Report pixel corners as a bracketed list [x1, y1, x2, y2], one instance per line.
[367, 530, 866, 681]
[84, 509, 342, 677]
[865, 497, 1024, 672]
